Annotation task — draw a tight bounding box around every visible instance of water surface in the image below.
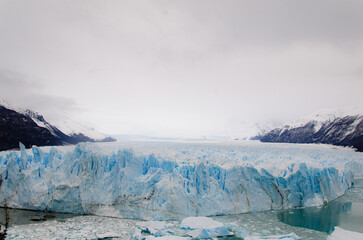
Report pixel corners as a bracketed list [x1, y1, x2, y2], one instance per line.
[277, 178, 363, 234]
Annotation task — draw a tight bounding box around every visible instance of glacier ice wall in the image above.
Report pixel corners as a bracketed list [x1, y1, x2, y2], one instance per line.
[0, 141, 361, 220]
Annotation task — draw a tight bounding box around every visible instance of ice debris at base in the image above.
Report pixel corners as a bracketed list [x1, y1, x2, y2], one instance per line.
[0, 141, 362, 220]
[215, 209, 328, 240]
[133, 230, 191, 240]
[180, 217, 225, 229]
[96, 231, 120, 239]
[180, 217, 232, 238]
[5, 210, 329, 240]
[327, 227, 363, 240]
[6, 215, 138, 239]
[132, 228, 191, 240]
[132, 217, 231, 239]
[244, 233, 299, 240]
[137, 221, 175, 237]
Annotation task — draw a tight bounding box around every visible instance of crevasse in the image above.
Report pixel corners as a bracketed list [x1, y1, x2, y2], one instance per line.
[0, 141, 359, 220]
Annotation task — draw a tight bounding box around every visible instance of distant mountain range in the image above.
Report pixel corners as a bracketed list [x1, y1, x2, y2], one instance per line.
[1, 102, 362, 153]
[0, 104, 115, 151]
[260, 109, 363, 152]
[231, 121, 282, 141]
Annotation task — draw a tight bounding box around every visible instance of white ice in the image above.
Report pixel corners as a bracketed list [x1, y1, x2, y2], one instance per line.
[6, 215, 137, 240]
[180, 217, 232, 238]
[136, 221, 174, 237]
[327, 227, 363, 240]
[0, 140, 362, 220]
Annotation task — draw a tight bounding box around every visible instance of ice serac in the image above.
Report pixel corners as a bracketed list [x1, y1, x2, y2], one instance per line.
[0, 141, 361, 220]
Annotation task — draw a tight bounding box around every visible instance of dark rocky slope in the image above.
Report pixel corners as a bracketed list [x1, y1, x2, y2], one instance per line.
[0, 106, 115, 151]
[261, 114, 363, 152]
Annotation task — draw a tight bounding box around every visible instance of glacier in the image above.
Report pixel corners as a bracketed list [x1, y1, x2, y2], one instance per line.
[0, 141, 362, 220]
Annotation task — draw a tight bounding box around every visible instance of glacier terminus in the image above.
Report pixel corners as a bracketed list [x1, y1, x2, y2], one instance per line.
[0, 140, 362, 221]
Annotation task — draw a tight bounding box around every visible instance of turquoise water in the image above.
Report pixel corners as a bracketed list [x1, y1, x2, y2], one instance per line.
[277, 178, 363, 234]
[213, 178, 363, 239]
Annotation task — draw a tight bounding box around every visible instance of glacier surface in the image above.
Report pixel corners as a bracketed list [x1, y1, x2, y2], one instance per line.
[0, 141, 362, 220]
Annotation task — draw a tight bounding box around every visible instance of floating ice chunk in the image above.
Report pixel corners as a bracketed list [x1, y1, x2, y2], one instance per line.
[328, 227, 363, 240]
[244, 233, 299, 240]
[187, 228, 212, 239]
[132, 228, 144, 240]
[132, 226, 190, 240]
[180, 217, 232, 238]
[237, 229, 249, 238]
[152, 229, 165, 237]
[96, 231, 120, 239]
[132, 228, 157, 240]
[180, 217, 224, 229]
[138, 221, 174, 231]
[137, 221, 174, 236]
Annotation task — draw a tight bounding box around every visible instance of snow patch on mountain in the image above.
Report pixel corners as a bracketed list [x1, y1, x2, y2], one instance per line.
[22, 109, 108, 141]
[261, 108, 363, 151]
[224, 121, 282, 140]
[0, 100, 113, 143]
[52, 117, 108, 141]
[286, 108, 363, 131]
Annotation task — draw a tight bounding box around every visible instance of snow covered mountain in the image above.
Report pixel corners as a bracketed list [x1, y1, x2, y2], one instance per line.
[232, 121, 282, 140]
[261, 108, 363, 151]
[23, 109, 115, 143]
[0, 104, 115, 151]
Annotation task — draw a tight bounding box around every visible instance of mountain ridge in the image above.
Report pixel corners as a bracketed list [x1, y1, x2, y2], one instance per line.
[260, 108, 363, 152]
[0, 104, 116, 151]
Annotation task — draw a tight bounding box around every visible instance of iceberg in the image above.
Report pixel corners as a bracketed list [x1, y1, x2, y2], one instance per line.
[0, 141, 361, 220]
[132, 227, 191, 240]
[96, 231, 120, 239]
[180, 216, 232, 238]
[328, 227, 363, 240]
[137, 221, 174, 237]
[180, 217, 225, 230]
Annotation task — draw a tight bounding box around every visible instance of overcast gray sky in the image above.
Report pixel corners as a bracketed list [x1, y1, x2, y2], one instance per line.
[1, 0, 362, 137]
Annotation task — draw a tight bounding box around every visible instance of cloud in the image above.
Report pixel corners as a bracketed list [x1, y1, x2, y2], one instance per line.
[0, 1, 362, 137]
[0, 70, 79, 122]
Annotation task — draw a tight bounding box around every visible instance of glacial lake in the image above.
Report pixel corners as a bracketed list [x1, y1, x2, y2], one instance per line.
[214, 178, 363, 239]
[277, 178, 363, 234]
[1, 178, 363, 239]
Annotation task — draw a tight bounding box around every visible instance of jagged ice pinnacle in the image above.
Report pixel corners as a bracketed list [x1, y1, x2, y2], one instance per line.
[0, 141, 362, 220]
